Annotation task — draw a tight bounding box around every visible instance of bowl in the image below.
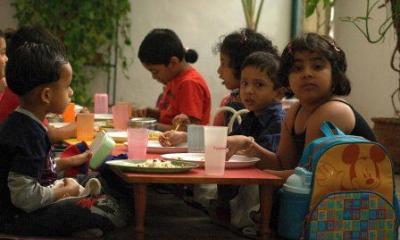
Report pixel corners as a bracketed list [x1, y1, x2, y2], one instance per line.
[129, 117, 157, 129]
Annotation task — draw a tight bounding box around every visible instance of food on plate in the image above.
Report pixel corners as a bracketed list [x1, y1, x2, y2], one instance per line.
[126, 159, 182, 168]
[148, 131, 161, 141]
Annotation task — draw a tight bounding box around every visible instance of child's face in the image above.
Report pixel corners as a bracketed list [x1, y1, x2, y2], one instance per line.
[217, 53, 239, 90]
[143, 63, 174, 85]
[240, 66, 280, 115]
[288, 51, 332, 104]
[48, 63, 73, 114]
[0, 37, 8, 79]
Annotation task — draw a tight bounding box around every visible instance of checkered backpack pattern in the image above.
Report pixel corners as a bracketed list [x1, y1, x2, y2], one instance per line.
[300, 122, 399, 240]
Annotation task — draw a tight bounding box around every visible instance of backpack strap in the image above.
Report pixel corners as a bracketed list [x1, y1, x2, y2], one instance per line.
[320, 121, 345, 137]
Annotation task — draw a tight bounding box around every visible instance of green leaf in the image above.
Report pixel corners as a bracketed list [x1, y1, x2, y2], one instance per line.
[11, 0, 133, 105]
[305, 0, 320, 17]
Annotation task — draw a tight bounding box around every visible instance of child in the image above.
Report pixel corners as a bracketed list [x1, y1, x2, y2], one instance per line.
[214, 28, 280, 128]
[226, 33, 376, 236]
[0, 34, 126, 236]
[0, 26, 79, 144]
[159, 28, 280, 146]
[227, 33, 376, 170]
[134, 28, 211, 132]
[0, 30, 7, 97]
[0, 26, 90, 175]
[211, 51, 285, 230]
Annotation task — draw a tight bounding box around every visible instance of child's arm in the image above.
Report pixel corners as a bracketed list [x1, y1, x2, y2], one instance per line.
[133, 107, 160, 119]
[55, 150, 92, 172]
[8, 173, 80, 212]
[47, 122, 77, 143]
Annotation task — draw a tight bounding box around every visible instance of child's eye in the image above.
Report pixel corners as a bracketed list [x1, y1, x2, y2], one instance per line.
[240, 81, 248, 87]
[313, 63, 324, 70]
[256, 83, 264, 88]
[290, 65, 302, 72]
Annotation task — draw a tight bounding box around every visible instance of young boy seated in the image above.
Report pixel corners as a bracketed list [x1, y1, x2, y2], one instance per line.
[1, 26, 90, 175]
[1, 26, 82, 144]
[0, 31, 126, 237]
[211, 51, 285, 231]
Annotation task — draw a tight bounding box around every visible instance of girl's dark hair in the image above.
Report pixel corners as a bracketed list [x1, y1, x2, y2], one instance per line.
[215, 28, 279, 80]
[278, 32, 351, 96]
[138, 28, 198, 65]
[0, 30, 4, 39]
[241, 51, 282, 90]
[6, 26, 68, 96]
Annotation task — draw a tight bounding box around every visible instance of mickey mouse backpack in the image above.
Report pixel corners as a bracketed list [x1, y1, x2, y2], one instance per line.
[278, 121, 399, 240]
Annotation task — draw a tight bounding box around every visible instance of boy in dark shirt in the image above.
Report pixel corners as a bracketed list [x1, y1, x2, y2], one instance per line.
[213, 51, 285, 229]
[0, 28, 126, 237]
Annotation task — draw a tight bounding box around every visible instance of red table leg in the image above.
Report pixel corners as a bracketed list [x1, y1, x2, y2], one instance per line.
[259, 185, 273, 240]
[134, 183, 147, 233]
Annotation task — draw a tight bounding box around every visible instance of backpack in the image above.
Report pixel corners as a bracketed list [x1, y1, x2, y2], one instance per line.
[279, 121, 399, 240]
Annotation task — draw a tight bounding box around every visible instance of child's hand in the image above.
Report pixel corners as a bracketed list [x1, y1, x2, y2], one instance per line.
[70, 150, 92, 167]
[226, 135, 253, 160]
[172, 114, 191, 131]
[63, 178, 80, 197]
[133, 108, 148, 117]
[159, 130, 187, 147]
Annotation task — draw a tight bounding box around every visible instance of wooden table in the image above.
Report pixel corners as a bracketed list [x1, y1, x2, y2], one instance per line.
[109, 152, 283, 240]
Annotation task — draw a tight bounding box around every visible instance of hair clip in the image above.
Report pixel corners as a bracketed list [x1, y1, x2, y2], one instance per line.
[323, 38, 341, 53]
[240, 31, 247, 44]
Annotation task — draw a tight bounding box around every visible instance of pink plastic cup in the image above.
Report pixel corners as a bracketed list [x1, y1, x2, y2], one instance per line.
[112, 103, 130, 130]
[128, 128, 149, 160]
[76, 113, 95, 141]
[94, 93, 109, 113]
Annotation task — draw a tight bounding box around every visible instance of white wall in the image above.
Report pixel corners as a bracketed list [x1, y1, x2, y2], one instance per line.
[334, 0, 398, 123]
[0, 0, 291, 118]
[116, 0, 291, 117]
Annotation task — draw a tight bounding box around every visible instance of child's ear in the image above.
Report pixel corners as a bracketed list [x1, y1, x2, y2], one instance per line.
[40, 87, 52, 104]
[169, 56, 180, 67]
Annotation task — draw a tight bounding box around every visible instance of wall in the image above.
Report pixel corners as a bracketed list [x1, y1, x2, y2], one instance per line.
[0, 0, 291, 118]
[116, 0, 291, 117]
[334, 0, 397, 123]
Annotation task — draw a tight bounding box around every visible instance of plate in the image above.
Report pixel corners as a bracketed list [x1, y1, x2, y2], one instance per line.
[105, 130, 127, 143]
[95, 113, 113, 121]
[48, 122, 69, 128]
[147, 140, 187, 154]
[105, 159, 198, 173]
[123, 140, 188, 154]
[160, 153, 260, 168]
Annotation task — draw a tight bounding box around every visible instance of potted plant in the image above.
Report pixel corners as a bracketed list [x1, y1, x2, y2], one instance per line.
[241, 0, 265, 31]
[11, 0, 132, 105]
[306, 0, 400, 172]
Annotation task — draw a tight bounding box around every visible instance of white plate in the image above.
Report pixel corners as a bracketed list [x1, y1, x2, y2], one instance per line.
[147, 140, 187, 154]
[105, 130, 127, 143]
[160, 153, 260, 168]
[123, 140, 188, 154]
[48, 122, 69, 128]
[94, 113, 113, 121]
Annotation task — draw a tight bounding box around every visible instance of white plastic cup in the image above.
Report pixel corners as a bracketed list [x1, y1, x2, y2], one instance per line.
[187, 124, 204, 153]
[128, 128, 149, 160]
[204, 126, 228, 176]
[94, 93, 109, 113]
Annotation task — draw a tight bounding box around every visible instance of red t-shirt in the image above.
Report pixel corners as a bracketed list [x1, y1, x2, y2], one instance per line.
[0, 87, 20, 123]
[158, 66, 211, 125]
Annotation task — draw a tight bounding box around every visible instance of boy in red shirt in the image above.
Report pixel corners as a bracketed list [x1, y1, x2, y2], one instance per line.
[134, 28, 211, 131]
